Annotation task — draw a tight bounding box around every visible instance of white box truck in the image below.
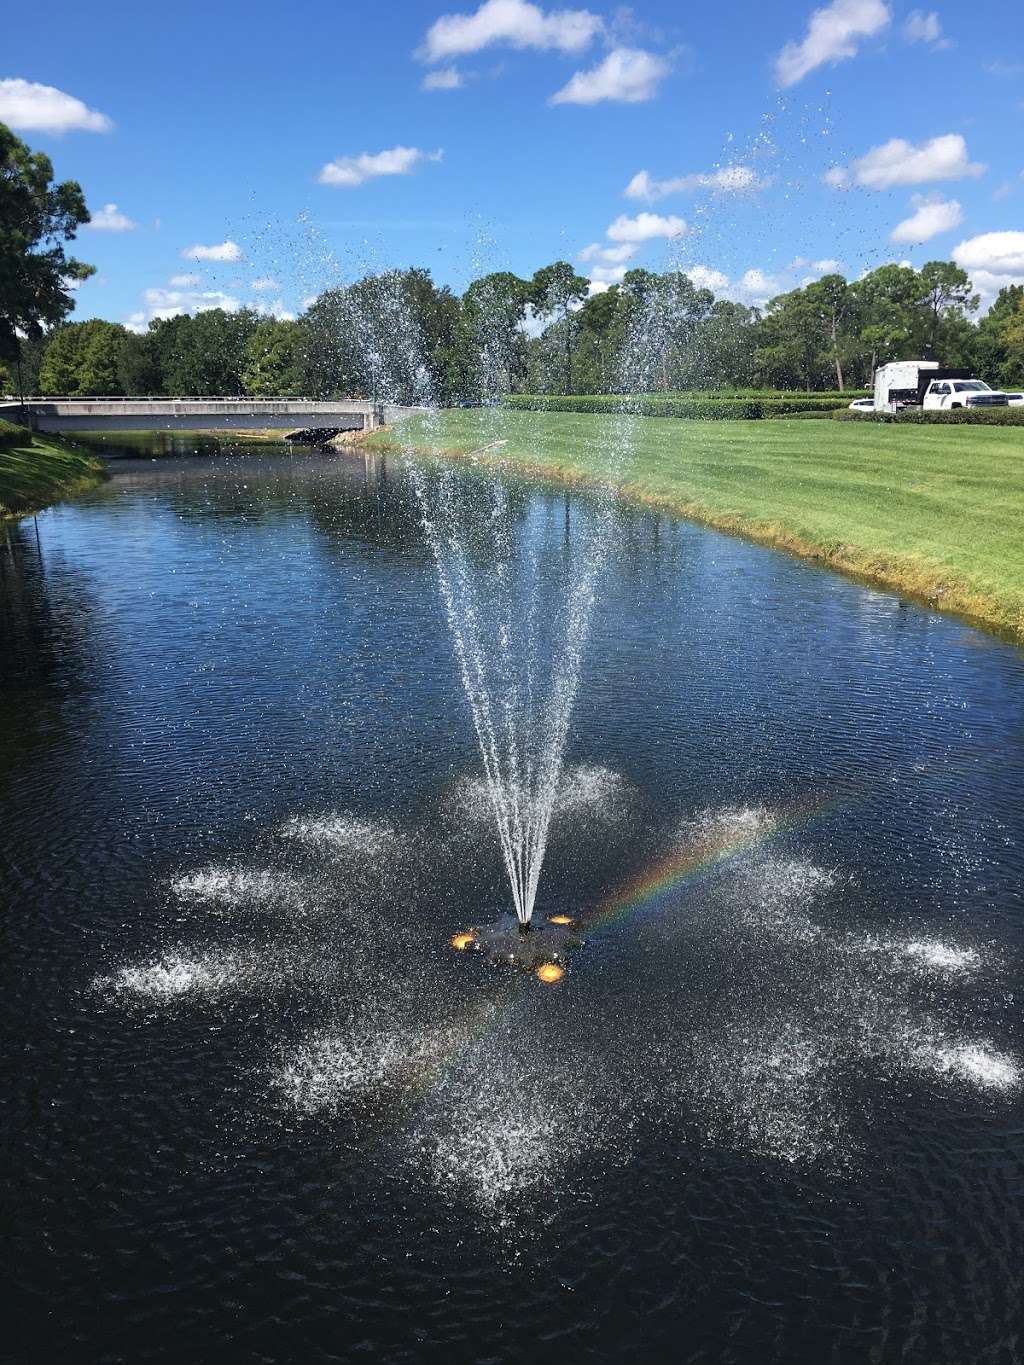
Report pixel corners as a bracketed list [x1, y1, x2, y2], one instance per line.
[873, 361, 1009, 412]
[873, 360, 939, 413]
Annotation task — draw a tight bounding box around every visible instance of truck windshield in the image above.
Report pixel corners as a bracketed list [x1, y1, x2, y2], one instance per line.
[953, 381, 990, 391]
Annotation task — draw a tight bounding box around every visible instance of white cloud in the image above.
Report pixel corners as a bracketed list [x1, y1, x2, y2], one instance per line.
[181, 239, 244, 262]
[624, 165, 765, 201]
[735, 268, 787, 307]
[0, 78, 113, 133]
[578, 241, 637, 264]
[588, 262, 630, 285]
[606, 211, 686, 242]
[168, 273, 201, 288]
[952, 231, 1024, 309]
[890, 194, 963, 243]
[682, 260, 845, 308]
[141, 286, 242, 321]
[301, 294, 321, 310]
[253, 299, 296, 321]
[125, 311, 147, 334]
[775, 0, 891, 87]
[827, 133, 985, 190]
[422, 66, 464, 90]
[550, 46, 670, 104]
[318, 146, 443, 187]
[685, 265, 731, 292]
[790, 256, 843, 272]
[903, 9, 949, 47]
[250, 276, 280, 292]
[85, 202, 137, 232]
[419, 0, 602, 62]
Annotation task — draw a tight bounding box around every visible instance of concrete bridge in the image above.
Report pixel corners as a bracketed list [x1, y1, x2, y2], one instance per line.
[0, 397, 402, 438]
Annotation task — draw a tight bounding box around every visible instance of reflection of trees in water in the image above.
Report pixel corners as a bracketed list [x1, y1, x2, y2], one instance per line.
[81, 438, 687, 586]
[0, 522, 110, 896]
[0, 521, 104, 699]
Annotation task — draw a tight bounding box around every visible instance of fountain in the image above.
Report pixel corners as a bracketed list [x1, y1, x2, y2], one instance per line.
[351, 273, 644, 968]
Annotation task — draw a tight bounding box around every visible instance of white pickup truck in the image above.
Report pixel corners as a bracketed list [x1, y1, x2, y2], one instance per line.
[922, 378, 1009, 410]
[873, 361, 1010, 412]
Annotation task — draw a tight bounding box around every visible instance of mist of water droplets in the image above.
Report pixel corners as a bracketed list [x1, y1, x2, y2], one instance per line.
[355, 275, 649, 923]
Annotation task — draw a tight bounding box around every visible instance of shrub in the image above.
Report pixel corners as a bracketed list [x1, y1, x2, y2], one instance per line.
[832, 407, 1024, 426]
[0, 418, 30, 449]
[767, 409, 836, 420]
[501, 394, 850, 420]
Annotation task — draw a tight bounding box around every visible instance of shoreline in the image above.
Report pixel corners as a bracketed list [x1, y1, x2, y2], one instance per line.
[0, 423, 107, 522]
[366, 422, 1024, 647]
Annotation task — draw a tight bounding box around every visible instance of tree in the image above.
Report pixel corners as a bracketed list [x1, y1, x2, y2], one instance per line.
[701, 300, 759, 388]
[118, 330, 163, 395]
[916, 260, 977, 358]
[152, 309, 260, 395]
[572, 286, 622, 393]
[528, 261, 589, 393]
[461, 272, 529, 397]
[974, 285, 1024, 385]
[37, 325, 81, 394]
[0, 122, 94, 384]
[38, 319, 127, 394]
[853, 265, 922, 381]
[805, 274, 855, 390]
[241, 319, 302, 395]
[298, 269, 464, 404]
[1000, 296, 1024, 384]
[77, 321, 127, 394]
[755, 288, 831, 390]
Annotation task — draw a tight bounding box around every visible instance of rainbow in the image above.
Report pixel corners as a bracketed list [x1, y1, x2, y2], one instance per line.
[584, 793, 843, 935]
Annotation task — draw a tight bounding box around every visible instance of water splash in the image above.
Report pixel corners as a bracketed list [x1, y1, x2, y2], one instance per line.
[356, 270, 639, 925]
[278, 812, 398, 857]
[95, 950, 246, 1001]
[170, 865, 309, 912]
[410, 463, 612, 925]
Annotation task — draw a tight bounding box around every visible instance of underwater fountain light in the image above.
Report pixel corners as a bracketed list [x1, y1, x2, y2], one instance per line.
[451, 912, 583, 973]
[535, 963, 564, 984]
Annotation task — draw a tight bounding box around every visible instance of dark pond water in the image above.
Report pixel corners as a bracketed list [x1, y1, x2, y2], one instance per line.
[2, 440, 1023, 1363]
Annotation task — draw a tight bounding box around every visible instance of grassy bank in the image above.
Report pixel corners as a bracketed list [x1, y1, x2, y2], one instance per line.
[0, 420, 106, 520]
[368, 408, 1024, 642]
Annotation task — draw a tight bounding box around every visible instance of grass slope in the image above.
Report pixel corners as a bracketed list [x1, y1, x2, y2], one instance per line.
[369, 408, 1024, 641]
[0, 421, 106, 520]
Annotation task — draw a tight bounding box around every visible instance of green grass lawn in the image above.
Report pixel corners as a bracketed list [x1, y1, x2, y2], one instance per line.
[0, 422, 106, 520]
[370, 408, 1024, 641]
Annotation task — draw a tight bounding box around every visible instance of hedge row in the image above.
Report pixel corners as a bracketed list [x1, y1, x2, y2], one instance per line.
[767, 409, 836, 420]
[0, 418, 29, 449]
[618, 389, 860, 401]
[832, 408, 1024, 426]
[501, 394, 850, 419]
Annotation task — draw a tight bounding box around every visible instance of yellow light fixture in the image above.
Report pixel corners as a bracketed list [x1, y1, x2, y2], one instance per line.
[536, 962, 565, 984]
[451, 932, 476, 951]
[548, 915, 573, 926]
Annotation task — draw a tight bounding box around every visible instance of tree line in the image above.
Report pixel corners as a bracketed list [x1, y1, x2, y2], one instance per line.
[3, 119, 1023, 404]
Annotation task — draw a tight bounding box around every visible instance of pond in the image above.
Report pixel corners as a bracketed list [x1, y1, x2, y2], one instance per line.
[2, 439, 1023, 1362]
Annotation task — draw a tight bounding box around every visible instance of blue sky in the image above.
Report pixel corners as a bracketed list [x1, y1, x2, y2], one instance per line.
[3, 0, 1023, 327]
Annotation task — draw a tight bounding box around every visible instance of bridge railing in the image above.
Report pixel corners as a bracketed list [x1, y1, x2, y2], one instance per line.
[16, 395, 371, 404]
